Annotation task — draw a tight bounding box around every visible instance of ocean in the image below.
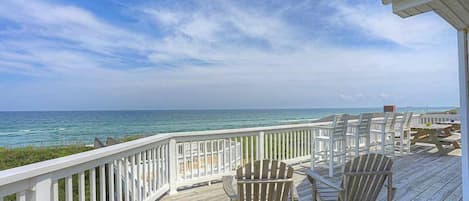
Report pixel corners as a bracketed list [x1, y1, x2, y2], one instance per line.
[0, 107, 454, 147]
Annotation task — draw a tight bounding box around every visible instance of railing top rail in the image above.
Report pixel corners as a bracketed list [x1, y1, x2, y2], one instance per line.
[0, 114, 412, 187]
[0, 133, 173, 186]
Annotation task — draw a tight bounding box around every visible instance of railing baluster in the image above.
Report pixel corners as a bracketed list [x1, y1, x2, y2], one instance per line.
[79, 171, 85, 201]
[258, 132, 264, 160]
[109, 162, 115, 201]
[308, 129, 312, 155]
[137, 153, 142, 201]
[52, 179, 59, 201]
[218, 140, 222, 173]
[210, 140, 214, 175]
[65, 176, 73, 201]
[303, 130, 306, 156]
[190, 142, 194, 178]
[279, 132, 285, 160]
[250, 136, 254, 164]
[131, 155, 137, 200]
[124, 157, 129, 201]
[165, 143, 169, 186]
[287, 132, 290, 160]
[197, 142, 201, 176]
[268, 134, 272, 160]
[183, 143, 187, 180]
[148, 150, 152, 193]
[156, 147, 161, 189]
[152, 148, 157, 192]
[272, 133, 278, 160]
[204, 141, 208, 176]
[242, 137, 246, 165]
[293, 131, 296, 158]
[223, 139, 227, 173]
[228, 138, 232, 171]
[234, 138, 238, 169]
[90, 168, 96, 201]
[280, 132, 284, 160]
[100, 165, 106, 201]
[116, 159, 123, 201]
[143, 151, 147, 199]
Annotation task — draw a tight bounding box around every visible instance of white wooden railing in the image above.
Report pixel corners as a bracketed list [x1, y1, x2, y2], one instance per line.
[419, 113, 460, 124]
[0, 113, 432, 201]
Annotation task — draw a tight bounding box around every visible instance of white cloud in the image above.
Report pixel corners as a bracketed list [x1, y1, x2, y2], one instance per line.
[143, 9, 182, 26]
[0, 0, 460, 110]
[330, 1, 453, 48]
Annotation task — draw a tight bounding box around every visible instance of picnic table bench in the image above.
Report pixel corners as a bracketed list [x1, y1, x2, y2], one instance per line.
[411, 124, 461, 154]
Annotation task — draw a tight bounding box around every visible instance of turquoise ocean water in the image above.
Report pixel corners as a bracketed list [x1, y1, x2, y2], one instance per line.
[0, 107, 454, 147]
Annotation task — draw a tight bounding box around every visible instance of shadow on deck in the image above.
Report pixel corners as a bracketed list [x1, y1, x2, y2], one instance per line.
[161, 144, 462, 201]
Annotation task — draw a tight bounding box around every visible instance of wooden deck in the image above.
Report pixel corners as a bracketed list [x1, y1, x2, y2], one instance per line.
[161, 144, 462, 201]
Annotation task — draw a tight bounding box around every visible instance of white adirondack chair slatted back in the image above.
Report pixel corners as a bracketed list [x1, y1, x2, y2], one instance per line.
[357, 113, 373, 137]
[342, 154, 393, 201]
[332, 114, 349, 137]
[350, 113, 374, 156]
[236, 160, 294, 201]
[395, 112, 408, 133]
[395, 112, 414, 155]
[383, 112, 396, 132]
[405, 112, 414, 129]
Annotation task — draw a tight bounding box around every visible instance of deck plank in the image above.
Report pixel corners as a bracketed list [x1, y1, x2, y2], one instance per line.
[161, 144, 462, 201]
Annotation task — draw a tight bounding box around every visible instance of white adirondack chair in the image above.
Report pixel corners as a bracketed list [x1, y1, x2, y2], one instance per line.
[311, 114, 349, 177]
[395, 112, 413, 155]
[371, 112, 396, 158]
[347, 113, 373, 157]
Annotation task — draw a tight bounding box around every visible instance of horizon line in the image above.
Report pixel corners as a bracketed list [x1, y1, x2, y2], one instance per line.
[0, 105, 458, 112]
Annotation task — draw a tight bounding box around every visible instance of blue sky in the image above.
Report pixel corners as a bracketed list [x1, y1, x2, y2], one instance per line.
[0, 0, 459, 110]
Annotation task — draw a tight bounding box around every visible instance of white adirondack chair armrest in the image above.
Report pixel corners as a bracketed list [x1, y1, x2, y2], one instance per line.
[305, 169, 343, 191]
[222, 175, 239, 201]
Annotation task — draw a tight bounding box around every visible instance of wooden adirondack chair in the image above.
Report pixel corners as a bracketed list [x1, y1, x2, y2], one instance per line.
[222, 160, 297, 201]
[306, 154, 394, 201]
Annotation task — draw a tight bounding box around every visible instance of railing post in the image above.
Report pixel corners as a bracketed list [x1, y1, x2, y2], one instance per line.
[33, 174, 53, 201]
[168, 139, 178, 195]
[258, 131, 264, 160]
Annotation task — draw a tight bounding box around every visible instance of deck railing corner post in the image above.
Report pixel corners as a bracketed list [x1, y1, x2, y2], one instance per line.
[169, 138, 178, 195]
[258, 131, 264, 160]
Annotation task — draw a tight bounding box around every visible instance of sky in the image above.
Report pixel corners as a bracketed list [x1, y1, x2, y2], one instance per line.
[0, 0, 460, 111]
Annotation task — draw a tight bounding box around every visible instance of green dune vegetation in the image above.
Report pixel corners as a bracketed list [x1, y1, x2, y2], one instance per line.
[0, 135, 147, 201]
[0, 135, 147, 171]
[0, 145, 93, 171]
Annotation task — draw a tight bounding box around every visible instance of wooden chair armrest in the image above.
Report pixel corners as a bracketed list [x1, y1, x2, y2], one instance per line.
[384, 184, 396, 200]
[305, 169, 343, 191]
[222, 176, 239, 201]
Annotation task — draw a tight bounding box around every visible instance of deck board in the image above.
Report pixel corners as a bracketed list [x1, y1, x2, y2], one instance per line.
[161, 144, 462, 201]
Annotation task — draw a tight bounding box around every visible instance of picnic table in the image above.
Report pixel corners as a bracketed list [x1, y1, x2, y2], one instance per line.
[436, 120, 461, 131]
[411, 124, 461, 154]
